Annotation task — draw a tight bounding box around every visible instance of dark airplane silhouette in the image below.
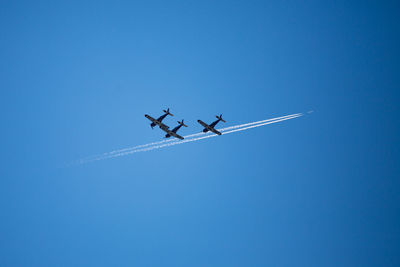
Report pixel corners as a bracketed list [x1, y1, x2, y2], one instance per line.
[197, 114, 226, 135]
[164, 120, 188, 140]
[145, 108, 173, 129]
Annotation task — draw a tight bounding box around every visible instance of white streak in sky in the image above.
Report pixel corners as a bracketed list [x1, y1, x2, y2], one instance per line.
[111, 114, 303, 156]
[78, 113, 301, 163]
[77, 113, 303, 164]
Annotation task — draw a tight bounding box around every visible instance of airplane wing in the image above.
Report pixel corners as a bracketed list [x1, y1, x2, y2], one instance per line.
[209, 128, 222, 135]
[197, 120, 222, 135]
[159, 122, 169, 130]
[197, 120, 209, 129]
[169, 131, 184, 140]
[145, 114, 157, 123]
[145, 115, 169, 129]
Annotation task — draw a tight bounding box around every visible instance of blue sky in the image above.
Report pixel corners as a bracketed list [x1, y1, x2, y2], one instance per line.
[1, 1, 399, 266]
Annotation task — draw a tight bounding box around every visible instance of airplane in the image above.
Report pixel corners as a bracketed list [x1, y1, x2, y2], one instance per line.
[197, 114, 226, 135]
[163, 120, 188, 140]
[144, 108, 173, 129]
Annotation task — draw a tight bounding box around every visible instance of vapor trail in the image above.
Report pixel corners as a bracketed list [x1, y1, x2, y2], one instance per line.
[79, 113, 303, 163]
[79, 113, 300, 163]
[219, 113, 302, 132]
[118, 113, 303, 155]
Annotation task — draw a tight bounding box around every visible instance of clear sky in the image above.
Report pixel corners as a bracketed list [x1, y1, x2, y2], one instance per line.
[1, 1, 399, 266]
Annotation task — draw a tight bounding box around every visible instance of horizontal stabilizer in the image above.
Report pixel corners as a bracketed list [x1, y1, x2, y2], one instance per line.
[178, 119, 188, 127]
[163, 108, 174, 116]
[216, 114, 226, 123]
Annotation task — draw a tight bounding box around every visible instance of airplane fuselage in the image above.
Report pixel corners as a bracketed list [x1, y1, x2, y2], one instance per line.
[165, 124, 183, 138]
[202, 118, 221, 132]
[198, 119, 223, 135]
[150, 113, 169, 128]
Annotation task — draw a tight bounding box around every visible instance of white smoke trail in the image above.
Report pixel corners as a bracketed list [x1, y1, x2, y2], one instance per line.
[78, 138, 172, 163]
[219, 113, 302, 132]
[79, 113, 303, 163]
[79, 113, 301, 163]
[122, 113, 303, 154]
[133, 114, 304, 153]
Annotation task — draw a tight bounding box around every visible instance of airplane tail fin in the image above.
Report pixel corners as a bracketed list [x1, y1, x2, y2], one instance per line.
[163, 108, 174, 116]
[178, 119, 188, 127]
[216, 114, 226, 123]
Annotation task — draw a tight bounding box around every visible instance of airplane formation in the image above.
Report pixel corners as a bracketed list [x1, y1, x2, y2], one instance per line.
[145, 108, 226, 140]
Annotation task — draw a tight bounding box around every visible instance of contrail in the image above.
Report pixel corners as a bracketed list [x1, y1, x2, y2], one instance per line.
[78, 113, 301, 163]
[112, 113, 303, 156]
[219, 113, 302, 132]
[78, 113, 303, 164]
